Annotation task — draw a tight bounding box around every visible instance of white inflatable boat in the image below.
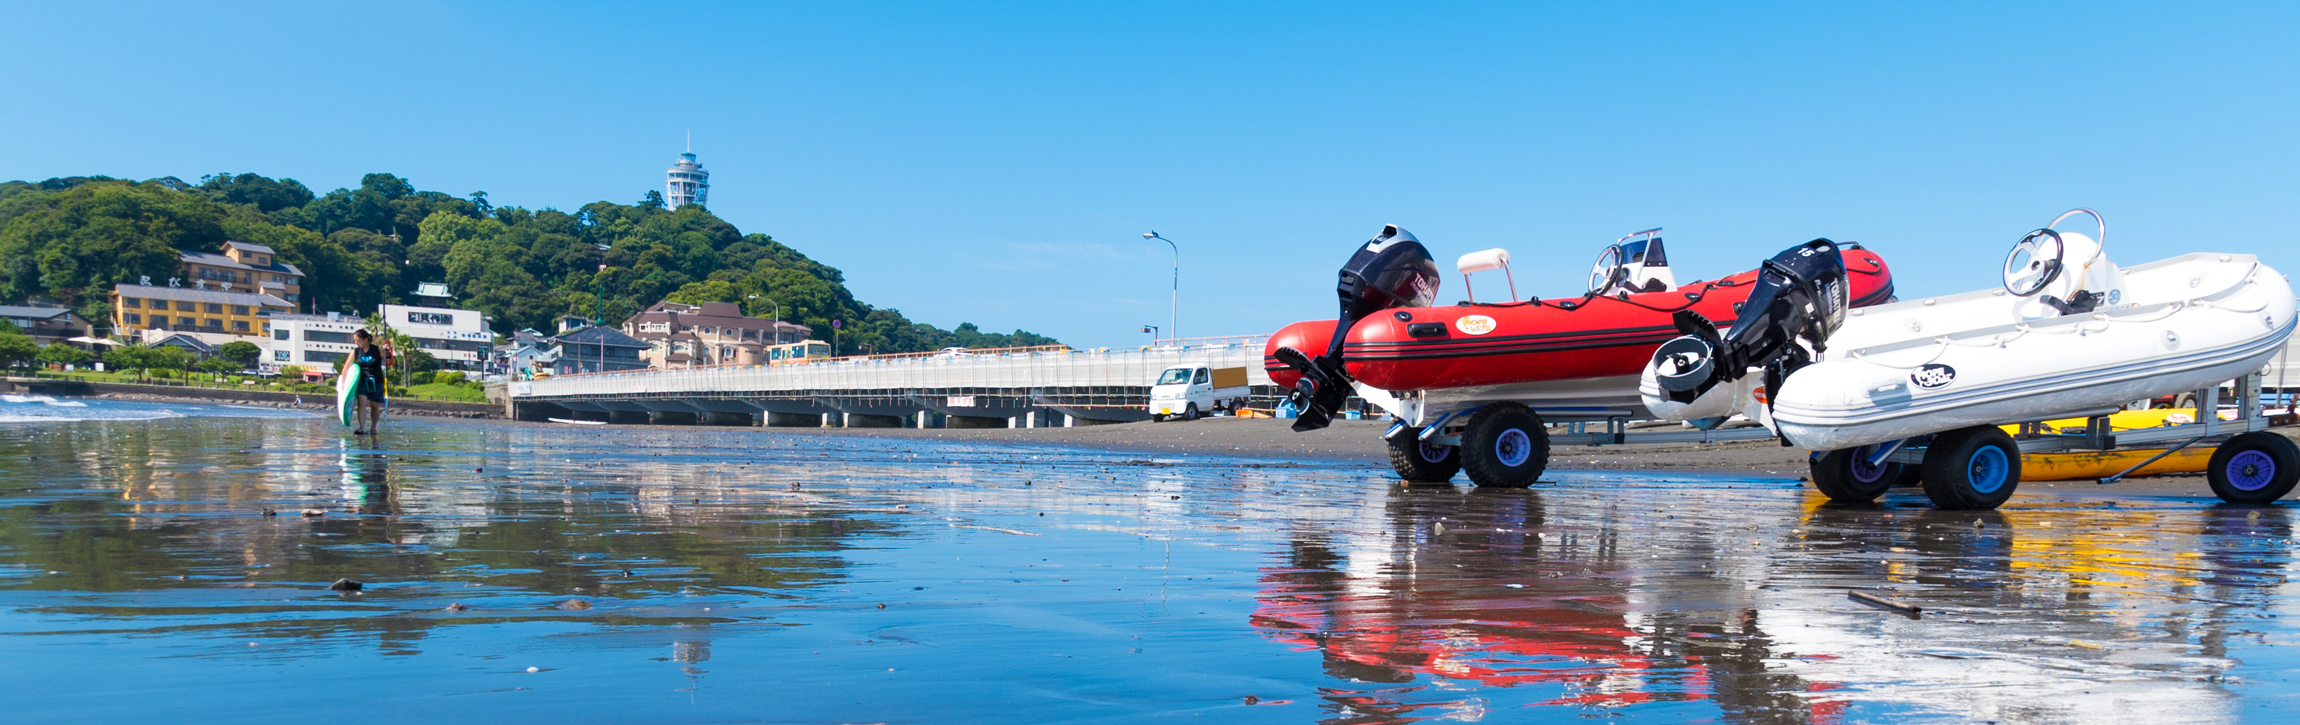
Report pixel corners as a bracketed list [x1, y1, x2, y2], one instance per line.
[1644, 208, 2296, 459]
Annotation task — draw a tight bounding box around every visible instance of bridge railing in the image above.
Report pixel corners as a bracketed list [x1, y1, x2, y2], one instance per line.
[519, 337, 1273, 399]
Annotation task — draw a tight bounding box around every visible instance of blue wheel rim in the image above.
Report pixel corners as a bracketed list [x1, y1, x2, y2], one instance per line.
[1496, 429, 1532, 468]
[1968, 445, 2010, 494]
[1419, 441, 1453, 464]
[2228, 449, 2276, 492]
[1850, 444, 1888, 483]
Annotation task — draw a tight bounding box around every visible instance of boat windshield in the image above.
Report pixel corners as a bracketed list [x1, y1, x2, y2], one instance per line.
[1156, 368, 1193, 385]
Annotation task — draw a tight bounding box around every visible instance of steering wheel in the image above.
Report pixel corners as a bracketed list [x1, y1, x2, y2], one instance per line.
[1588, 244, 1626, 294]
[2002, 228, 2064, 297]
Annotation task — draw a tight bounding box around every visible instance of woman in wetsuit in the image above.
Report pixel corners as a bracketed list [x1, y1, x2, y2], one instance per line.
[349, 330, 395, 435]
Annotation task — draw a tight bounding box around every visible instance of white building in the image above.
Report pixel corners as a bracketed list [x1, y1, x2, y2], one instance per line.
[380, 303, 493, 369]
[666, 151, 708, 209]
[262, 312, 365, 372]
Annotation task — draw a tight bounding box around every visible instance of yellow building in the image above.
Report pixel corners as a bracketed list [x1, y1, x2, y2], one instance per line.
[176, 241, 305, 305]
[110, 282, 294, 338]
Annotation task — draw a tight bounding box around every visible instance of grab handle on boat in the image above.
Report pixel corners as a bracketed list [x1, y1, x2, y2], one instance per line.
[1457, 248, 1516, 302]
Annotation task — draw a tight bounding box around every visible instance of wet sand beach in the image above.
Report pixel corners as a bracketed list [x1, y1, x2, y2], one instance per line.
[3, 398, 2294, 723]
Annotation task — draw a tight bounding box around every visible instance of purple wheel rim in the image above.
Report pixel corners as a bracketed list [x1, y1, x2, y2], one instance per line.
[2228, 449, 2276, 492]
[1849, 445, 1888, 483]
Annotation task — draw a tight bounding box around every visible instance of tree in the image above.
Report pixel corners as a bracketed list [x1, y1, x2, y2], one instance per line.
[0, 322, 33, 368]
[216, 340, 263, 369]
[2, 174, 1058, 354]
[36, 343, 93, 368]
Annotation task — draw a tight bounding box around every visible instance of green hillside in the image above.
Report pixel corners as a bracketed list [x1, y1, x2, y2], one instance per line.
[0, 174, 1056, 355]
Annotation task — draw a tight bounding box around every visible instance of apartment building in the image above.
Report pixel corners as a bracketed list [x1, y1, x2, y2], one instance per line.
[621, 301, 810, 368]
[111, 281, 294, 339]
[261, 312, 366, 371]
[178, 241, 305, 305]
[379, 303, 493, 369]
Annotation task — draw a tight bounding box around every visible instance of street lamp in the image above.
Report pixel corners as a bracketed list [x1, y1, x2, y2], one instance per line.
[747, 294, 782, 341]
[1143, 231, 1177, 344]
[1141, 324, 1159, 346]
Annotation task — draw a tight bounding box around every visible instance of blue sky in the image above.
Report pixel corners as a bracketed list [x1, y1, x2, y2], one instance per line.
[3, 2, 2294, 348]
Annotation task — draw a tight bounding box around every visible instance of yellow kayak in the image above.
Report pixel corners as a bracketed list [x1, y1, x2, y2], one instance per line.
[2003, 408, 2228, 481]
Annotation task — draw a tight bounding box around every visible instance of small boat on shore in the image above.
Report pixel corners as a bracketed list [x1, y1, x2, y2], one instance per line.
[547, 417, 606, 426]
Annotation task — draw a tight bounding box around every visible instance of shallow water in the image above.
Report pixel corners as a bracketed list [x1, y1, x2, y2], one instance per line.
[1, 406, 2295, 723]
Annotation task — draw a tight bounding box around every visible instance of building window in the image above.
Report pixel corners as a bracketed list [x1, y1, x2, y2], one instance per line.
[286, 294, 298, 302]
[177, 317, 194, 326]
[304, 350, 345, 364]
[233, 320, 249, 332]
[206, 303, 223, 314]
[275, 350, 290, 361]
[124, 313, 141, 324]
[176, 301, 196, 311]
[204, 319, 222, 329]
[273, 329, 289, 340]
[233, 305, 249, 315]
[123, 298, 141, 309]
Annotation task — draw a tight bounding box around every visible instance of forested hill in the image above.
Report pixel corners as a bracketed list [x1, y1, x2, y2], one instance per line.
[0, 174, 1056, 354]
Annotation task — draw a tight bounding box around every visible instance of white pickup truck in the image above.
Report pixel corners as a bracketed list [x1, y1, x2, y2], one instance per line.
[1149, 365, 1250, 421]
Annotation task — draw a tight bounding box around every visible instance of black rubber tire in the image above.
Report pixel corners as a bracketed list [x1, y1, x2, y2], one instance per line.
[1150, 413, 1167, 423]
[1459, 402, 1549, 488]
[1809, 446, 1905, 503]
[1185, 403, 1200, 421]
[1920, 426, 2022, 510]
[1387, 428, 1462, 483]
[2205, 432, 2300, 504]
[2176, 393, 2201, 411]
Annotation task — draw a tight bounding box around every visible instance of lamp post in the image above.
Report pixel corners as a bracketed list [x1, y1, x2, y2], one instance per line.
[1143, 231, 1177, 344]
[1141, 324, 1158, 346]
[747, 294, 782, 341]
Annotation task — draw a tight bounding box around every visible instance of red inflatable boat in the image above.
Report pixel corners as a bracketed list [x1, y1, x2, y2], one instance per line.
[1267, 250, 1894, 392]
[1264, 226, 1897, 488]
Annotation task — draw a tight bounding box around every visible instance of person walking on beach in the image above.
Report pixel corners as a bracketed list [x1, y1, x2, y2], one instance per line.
[348, 330, 395, 435]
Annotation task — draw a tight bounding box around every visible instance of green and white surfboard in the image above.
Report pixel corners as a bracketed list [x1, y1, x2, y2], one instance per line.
[335, 359, 361, 427]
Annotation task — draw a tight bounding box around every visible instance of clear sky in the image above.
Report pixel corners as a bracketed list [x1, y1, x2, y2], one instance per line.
[3, 2, 2294, 348]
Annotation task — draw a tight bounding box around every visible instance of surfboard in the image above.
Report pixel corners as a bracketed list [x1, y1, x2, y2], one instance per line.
[335, 358, 361, 427]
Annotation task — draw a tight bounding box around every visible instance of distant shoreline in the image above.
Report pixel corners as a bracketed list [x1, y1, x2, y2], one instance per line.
[49, 388, 2252, 498]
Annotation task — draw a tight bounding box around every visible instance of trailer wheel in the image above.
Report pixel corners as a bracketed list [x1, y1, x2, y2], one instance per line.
[1460, 403, 1548, 488]
[2206, 432, 2300, 504]
[1388, 428, 1462, 483]
[1920, 426, 2021, 510]
[1810, 444, 1905, 503]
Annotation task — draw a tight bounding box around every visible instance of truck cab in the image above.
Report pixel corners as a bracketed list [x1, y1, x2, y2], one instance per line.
[1149, 365, 1250, 421]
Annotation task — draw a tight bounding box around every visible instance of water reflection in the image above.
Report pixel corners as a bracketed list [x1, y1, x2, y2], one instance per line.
[0, 414, 2294, 723]
[1252, 479, 2294, 723]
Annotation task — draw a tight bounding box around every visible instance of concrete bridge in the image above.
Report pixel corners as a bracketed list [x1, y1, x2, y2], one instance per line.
[505, 337, 1282, 428]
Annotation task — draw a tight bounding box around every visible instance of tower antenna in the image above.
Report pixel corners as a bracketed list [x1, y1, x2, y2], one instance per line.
[685, 130, 691, 153]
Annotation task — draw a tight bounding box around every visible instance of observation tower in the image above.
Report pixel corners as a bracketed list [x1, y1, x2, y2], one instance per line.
[665, 151, 708, 210]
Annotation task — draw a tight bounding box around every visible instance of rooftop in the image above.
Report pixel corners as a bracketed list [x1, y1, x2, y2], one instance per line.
[0, 305, 76, 320]
[114, 283, 293, 307]
[182, 250, 304, 278]
[224, 241, 277, 255]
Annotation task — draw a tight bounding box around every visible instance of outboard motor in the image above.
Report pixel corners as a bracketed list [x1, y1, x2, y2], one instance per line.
[1648, 239, 1850, 410]
[1272, 225, 1440, 432]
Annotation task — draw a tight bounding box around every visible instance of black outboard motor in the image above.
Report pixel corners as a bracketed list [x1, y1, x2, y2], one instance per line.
[1273, 225, 1440, 432]
[1649, 239, 1850, 410]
